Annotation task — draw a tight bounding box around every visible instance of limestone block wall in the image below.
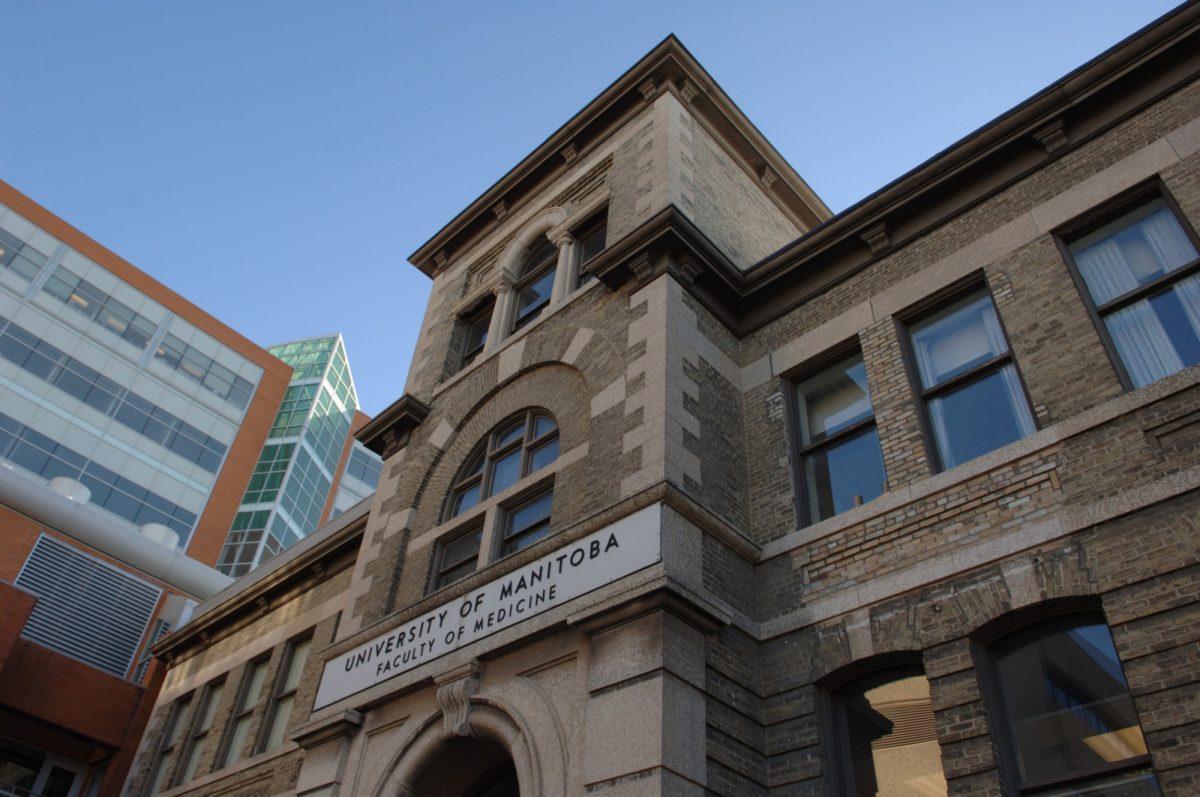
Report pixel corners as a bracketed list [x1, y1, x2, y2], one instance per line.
[662, 92, 803, 270]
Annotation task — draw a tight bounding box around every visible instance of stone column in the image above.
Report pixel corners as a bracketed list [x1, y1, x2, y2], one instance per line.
[485, 280, 514, 353]
[550, 233, 577, 305]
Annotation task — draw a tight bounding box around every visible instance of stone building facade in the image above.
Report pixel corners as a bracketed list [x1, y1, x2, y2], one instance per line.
[132, 6, 1200, 796]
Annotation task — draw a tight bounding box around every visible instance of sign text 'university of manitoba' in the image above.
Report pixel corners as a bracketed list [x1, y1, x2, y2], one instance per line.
[314, 504, 662, 708]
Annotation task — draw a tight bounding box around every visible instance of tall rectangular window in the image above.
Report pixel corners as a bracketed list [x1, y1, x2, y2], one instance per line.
[459, 302, 492, 370]
[176, 679, 225, 785]
[791, 353, 886, 524]
[219, 658, 268, 768]
[1063, 194, 1200, 389]
[906, 289, 1035, 470]
[258, 636, 312, 753]
[145, 696, 191, 796]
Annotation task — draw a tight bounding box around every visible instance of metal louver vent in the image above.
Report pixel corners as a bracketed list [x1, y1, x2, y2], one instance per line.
[16, 534, 162, 678]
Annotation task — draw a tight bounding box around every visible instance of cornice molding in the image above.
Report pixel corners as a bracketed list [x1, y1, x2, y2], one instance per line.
[357, 394, 432, 459]
[586, 5, 1200, 337]
[408, 35, 831, 278]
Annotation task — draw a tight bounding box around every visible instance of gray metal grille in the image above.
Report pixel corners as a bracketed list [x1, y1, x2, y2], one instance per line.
[16, 534, 162, 678]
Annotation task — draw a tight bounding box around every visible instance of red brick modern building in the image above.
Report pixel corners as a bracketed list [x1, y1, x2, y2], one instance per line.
[0, 183, 381, 797]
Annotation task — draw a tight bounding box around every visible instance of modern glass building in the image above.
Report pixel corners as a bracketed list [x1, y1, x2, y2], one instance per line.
[0, 179, 293, 797]
[217, 334, 381, 577]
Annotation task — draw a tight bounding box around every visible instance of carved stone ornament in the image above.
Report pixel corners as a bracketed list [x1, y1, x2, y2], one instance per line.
[627, 252, 655, 284]
[638, 78, 659, 102]
[433, 250, 449, 270]
[860, 221, 890, 256]
[561, 143, 579, 164]
[435, 660, 484, 738]
[1032, 118, 1069, 155]
[758, 166, 778, 190]
[678, 79, 700, 104]
[492, 200, 509, 221]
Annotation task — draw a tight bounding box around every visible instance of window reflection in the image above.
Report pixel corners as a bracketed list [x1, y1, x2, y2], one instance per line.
[989, 617, 1161, 795]
[831, 667, 947, 796]
[793, 353, 886, 524]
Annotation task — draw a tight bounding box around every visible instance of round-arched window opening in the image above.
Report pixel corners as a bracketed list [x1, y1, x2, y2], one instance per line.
[445, 411, 558, 520]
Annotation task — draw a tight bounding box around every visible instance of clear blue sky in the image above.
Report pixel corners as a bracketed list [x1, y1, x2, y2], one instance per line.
[1, 1, 1183, 415]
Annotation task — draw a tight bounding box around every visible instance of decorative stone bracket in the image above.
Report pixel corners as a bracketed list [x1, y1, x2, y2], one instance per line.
[435, 659, 484, 738]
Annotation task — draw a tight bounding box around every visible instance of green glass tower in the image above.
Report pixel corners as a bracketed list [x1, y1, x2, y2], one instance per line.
[217, 335, 368, 577]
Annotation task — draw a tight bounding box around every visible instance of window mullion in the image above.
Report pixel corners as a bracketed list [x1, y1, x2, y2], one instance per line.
[920, 353, 1012, 400]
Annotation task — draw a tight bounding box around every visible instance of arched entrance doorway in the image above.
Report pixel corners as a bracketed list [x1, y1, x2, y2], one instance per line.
[402, 736, 520, 797]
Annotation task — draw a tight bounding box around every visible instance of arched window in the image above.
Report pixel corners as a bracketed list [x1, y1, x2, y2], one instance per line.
[511, 240, 558, 331]
[434, 410, 559, 590]
[824, 661, 947, 796]
[982, 614, 1160, 795]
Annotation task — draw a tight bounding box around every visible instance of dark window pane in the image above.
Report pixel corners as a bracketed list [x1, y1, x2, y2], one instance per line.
[142, 417, 172, 447]
[995, 622, 1152, 789]
[114, 401, 149, 432]
[514, 270, 554, 327]
[532, 415, 556, 438]
[579, 223, 606, 264]
[494, 419, 525, 449]
[53, 367, 93, 402]
[803, 427, 886, 524]
[441, 528, 482, 570]
[23, 350, 56, 380]
[197, 447, 223, 472]
[43, 274, 75, 302]
[490, 449, 522, 494]
[927, 366, 1034, 469]
[529, 438, 559, 473]
[503, 491, 553, 556]
[451, 482, 481, 517]
[170, 433, 203, 463]
[10, 441, 51, 475]
[0, 332, 32, 365]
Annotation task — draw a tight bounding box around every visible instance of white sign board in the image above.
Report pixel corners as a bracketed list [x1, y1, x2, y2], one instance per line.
[314, 503, 662, 708]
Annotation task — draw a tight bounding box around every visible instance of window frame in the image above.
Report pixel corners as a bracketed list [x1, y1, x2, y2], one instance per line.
[256, 635, 312, 755]
[511, 239, 559, 332]
[217, 656, 269, 768]
[898, 281, 1037, 473]
[498, 486, 554, 557]
[144, 694, 192, 796]
[974, 604, 1159, 795]
[572, 208, 608, 288]
[174, 677, 225, 786]
[1054, 179, 1200, 392]
[817, 653, 945, 797]
[784, 343, 887, 527]
[431, 523, 484, 591]
[431, 410, 560, 593]
[457, 298, 494, 371]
